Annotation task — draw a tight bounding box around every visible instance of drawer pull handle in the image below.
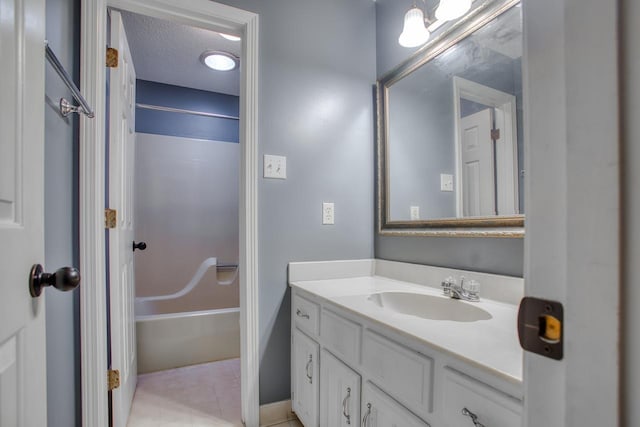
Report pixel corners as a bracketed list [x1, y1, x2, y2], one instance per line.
[342, 387, 351, 425]
[296, 309, 310, 319]
[462, 407, 486, 427]
[305, 355, 313, 384]
[361, 403, 371, 427]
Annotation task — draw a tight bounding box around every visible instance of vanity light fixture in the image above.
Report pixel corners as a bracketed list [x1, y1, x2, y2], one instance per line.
[200, 51, 238, 71]
[435, 0, 472, 21]
[398, 4, 430, 48]
[399, 0, 474, 48]
[219, 33, 241, 41]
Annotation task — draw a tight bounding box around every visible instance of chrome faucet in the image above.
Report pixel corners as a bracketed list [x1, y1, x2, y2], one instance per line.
[441, 276, 480, 302]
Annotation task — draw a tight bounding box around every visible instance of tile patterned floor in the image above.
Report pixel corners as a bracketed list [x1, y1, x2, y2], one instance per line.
[126, 359, 302, 427]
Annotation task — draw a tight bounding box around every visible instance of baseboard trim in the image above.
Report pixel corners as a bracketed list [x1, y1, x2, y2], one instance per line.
[259, 399, 296, 426]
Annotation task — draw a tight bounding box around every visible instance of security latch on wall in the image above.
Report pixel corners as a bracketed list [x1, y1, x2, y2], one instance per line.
[517, 297, 563, 360]
[107, 369, 120, 391]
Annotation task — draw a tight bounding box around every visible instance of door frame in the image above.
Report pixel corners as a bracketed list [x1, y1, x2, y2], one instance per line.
[452, 76, 519, 217]
[78, 1, 260, 426]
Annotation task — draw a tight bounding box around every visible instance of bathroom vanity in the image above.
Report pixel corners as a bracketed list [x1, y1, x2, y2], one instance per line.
[289, 260, 523, 427]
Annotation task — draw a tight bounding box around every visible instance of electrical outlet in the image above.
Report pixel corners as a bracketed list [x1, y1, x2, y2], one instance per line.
[322, 202, 335, 225]
[264, 155, 287, 179]
[440, 173, 454, 192]
[410, 206, 420, 220]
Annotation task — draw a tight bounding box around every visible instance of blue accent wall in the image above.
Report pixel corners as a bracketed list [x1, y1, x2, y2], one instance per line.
[135, 80, 239, 142]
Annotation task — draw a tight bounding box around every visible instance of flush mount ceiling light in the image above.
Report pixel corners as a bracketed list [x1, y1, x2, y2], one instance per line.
[220, 33, 241, 41]
[398, 4, 430, 47]
[200, 51, 238, 71]
[435, 0, 472, 21]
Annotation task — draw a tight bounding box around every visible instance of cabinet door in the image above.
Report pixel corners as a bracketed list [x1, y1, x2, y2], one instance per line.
[361, 382, 431, 427]
[320, 350, 361, 427]
[292, 329, 320, 427]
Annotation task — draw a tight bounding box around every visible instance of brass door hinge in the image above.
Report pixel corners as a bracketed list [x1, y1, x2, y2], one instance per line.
[105, 209, 117, 229]
[491, 129, 501, 140]
[107, 369, 121, 391]
[106, 48, 118, 68]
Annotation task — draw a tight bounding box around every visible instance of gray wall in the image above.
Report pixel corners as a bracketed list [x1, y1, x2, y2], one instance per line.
[212, 0, 377, 404]
[375, 0, 523, 277]
[44, 0, 80, 426]
[624, 0, 640, 422]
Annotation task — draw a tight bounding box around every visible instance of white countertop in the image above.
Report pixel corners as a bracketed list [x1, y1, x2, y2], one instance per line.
[290, 275, 523, 386]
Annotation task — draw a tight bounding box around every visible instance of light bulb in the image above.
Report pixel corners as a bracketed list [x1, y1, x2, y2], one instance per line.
[200, 51, 237, 71]
[398, 6, 430, 48]
[435, 0, 472, 21]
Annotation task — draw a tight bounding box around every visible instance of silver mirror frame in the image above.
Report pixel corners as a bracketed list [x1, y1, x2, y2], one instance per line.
[377, 0, 524, 238]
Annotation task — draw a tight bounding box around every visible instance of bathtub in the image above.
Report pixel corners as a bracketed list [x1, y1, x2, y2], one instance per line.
[136, 307, 240, 374]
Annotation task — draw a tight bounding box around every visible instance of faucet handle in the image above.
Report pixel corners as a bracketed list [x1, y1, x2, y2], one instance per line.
[441, 276, 454, 296]
[466, 279, 481, 300]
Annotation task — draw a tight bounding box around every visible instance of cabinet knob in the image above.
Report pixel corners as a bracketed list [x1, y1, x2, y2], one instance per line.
[305, 355, 313, 384]
[462, 407, 486, 427]
[342, 387, 351, 424]
[296, 309, 310, 319]
[361, 403, 371, 427]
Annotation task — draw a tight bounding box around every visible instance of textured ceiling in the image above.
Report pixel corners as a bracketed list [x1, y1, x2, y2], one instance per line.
[118, 9, 241, 96]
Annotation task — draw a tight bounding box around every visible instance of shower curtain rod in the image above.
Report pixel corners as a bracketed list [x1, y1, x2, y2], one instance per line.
[136, 103, 240, 121]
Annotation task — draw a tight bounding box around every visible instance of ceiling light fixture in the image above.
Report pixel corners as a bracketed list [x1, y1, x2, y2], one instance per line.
[220, 33, 241, 41]
[200, 51, 238, 71]
[435, 0, 472, 21]
[398, 4, 430, 48]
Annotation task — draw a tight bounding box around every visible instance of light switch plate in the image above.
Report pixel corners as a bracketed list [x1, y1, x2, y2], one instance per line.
[264, 155, 287, 179]
[440, 173, 454, 192]
[410, 206, 420, 220]
[322, 202, 335, 225]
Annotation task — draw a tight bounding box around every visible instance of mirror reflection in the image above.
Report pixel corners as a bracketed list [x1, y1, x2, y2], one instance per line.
[386, 5, 523, 222]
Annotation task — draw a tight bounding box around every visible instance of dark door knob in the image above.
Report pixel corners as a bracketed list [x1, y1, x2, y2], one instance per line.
[133, 241, 147, 251]
[29, 264, 80, 297]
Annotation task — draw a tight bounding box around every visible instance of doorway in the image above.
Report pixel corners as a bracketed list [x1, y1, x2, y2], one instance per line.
[106, 8, 244, 426]
[78, 1, 259, 426]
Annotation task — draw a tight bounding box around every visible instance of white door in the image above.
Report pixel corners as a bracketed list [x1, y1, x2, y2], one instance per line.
[292, 329, 319, 427]
[0, 0, 47, 425]
[460, 108, 495, 217]
[320, 350, 361, 427]
[361, 382, 429, 427]
[108, 10, 137, 427]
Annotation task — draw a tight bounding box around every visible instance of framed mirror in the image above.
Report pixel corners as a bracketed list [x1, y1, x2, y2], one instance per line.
[377, 0, 523, 237]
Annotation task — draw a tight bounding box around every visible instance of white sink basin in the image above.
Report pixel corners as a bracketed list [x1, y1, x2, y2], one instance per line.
[367, 291, 492, 322]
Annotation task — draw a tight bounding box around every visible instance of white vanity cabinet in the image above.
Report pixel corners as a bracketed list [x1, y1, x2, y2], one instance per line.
[292, 328, 319, 427]
[290, 286, 523, 427]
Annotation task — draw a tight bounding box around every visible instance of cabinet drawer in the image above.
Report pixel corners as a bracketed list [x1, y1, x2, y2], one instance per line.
[362, 330, 433, 418]
[362, 381, 430, 427]
[320, 309, 361, 365]
[293, 293, 320, 337]
[442, 368, 522, 427]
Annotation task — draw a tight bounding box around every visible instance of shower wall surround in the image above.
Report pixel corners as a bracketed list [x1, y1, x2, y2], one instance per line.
[134, 81, 240, 315]
[134, 133, 240, 315]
